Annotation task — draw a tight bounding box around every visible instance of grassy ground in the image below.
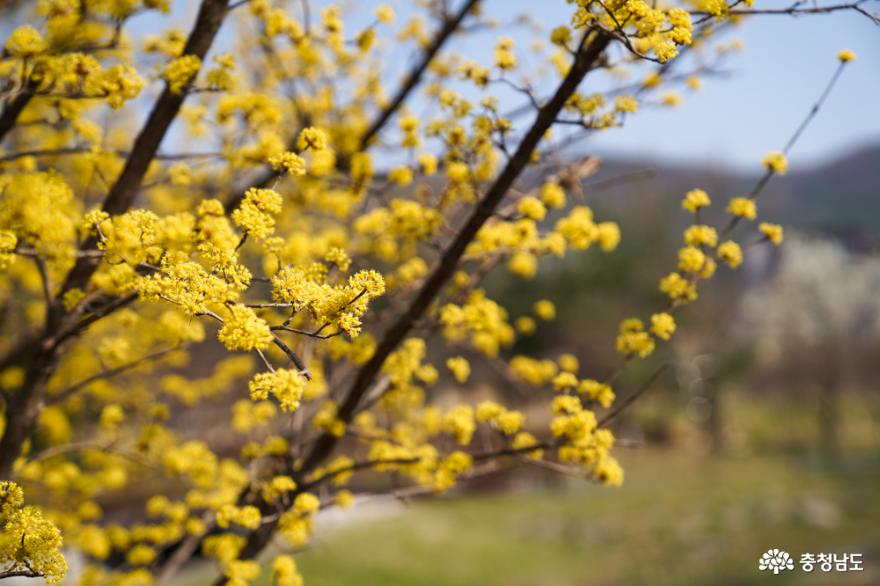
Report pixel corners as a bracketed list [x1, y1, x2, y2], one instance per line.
[226, 448, 880, 586]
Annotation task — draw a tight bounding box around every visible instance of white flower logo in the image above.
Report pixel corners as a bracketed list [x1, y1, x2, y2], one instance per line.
[759, 549, 795, 574]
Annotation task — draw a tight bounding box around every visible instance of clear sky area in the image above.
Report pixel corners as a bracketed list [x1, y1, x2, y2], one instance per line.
[113, 0, 880, 171]
[451, 0, 880, 170]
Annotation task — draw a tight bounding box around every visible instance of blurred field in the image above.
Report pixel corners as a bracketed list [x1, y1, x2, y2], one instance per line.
[281, 450, 879, 586]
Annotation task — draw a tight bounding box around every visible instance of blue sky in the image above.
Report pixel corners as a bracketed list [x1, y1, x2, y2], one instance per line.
[87, 0, 880, 171]
[447, 0, 880, 170]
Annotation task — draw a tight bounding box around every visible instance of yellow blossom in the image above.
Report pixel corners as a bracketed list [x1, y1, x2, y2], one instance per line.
[761, 151, 789, 175]
[682, 189, 711, 213]
[717, 240, 744, 268]
[837, 49, 856, 62]
[727, 197, 757, 220]
[759, 222, 784, 245]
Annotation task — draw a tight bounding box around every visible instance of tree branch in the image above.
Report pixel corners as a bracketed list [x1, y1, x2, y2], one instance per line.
[222, 0, 480, 210]
[0, 88, 35, 144]
[0, 0, 230, 480]
[302, 29, 612, 475]
[58, 0, 231, 300]
[359, 0, 481, 151]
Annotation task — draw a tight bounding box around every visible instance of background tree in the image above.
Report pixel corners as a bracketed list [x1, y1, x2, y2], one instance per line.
[740, 233, 880, 456]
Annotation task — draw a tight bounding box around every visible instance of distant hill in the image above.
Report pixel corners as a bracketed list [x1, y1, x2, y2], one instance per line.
[587, 142, 880, 249]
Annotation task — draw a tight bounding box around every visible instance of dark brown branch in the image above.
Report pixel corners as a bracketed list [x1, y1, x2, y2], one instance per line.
[59, 0, 231, 300]
[47, 345, 183, 405]
[358, 0, 481, 151]
[301, 30, 612, 475]
[597, 364, 670, 427]
[0, 569, 42, 579]
[0, 85, 35, 144]
[695, 2, 878, 23]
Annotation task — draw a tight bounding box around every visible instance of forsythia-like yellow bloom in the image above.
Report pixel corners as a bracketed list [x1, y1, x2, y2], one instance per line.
[759, 222, 784, 245]
[727, 197, 757, 220]
[682, 188, 711, 213]
[517, 196, 547, 221]
[0, 482, 67, 584]
[164, 55, 202, 93]
[269, 152, 307, 176]
[249, 369, 306, 412]
[534, 300, 556, 320]
[684, 225, 718, 247]
[650, 312, 676, 340]
[4, 25, 47, 55]
[376, 5, 396, 24]
[218, 305, 273, 351]
[837, 48, 856, 62]
[615, 318, 655, 358]
[717, 240, 744, 268]
[446, 356, 471, 383]
[761, 151, 789, 175]
[297, 127, 328, 151]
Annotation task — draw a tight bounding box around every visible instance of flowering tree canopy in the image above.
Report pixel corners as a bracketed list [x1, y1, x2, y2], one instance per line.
[0, 0, 868, 584]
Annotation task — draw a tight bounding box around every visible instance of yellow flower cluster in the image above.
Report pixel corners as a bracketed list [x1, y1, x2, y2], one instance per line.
[272, 264, 385, 338]
[0, 482, 67, 584]
[164, 54, 202, 93]
[278, 493, 320, 547]
[761, 151, 789, 175]
[0, 231, 17, 270]
[269, 152, 307, 176]
[273, 554, 305, 586]
[475, 401, 525, 435]
[232, 187, 283, 239]
[440, 291, 515, 357]
[249, 369, 306, 412]
[550, 398, 622, 485]
[446, 356, 471, 383]
[216, 504, 262, 530]
[218, 305, 273, 351]
[572, 0, 693, 62]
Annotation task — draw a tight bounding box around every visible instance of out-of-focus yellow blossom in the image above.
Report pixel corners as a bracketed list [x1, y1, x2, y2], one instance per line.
[164, 55, 201, 93]
[717, 240, 744, 268]
[726, 197, 757, 220]
[558, 353, 579, 373]
[446, 356, 471, 383]
[684, 225, 718, 247]
[269, 152, 306, 176]
[376, 5, 396, 24]
[540, 182, 566, 208]
[517, 196, 547, 221]
[297, 127, 328, 151]
[615, 318, 655, 358]
[837, 49, 856, 62]
[682, 188, 711, 213]
[650, 312, 676, 340]
[578, 379, 615, 408]
[249, 369, 305, 412]
[761, 151, 789, 175]
[5, 25, 47, 56]
[533, 300, 556, 321]
[759, 222, 784, 245]
[442, 405, 475, 446]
